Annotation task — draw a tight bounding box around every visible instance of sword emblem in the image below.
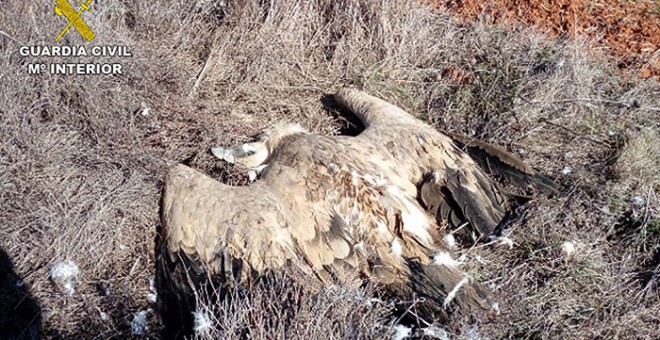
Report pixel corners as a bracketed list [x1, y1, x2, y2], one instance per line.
[54, 0, 95, 42]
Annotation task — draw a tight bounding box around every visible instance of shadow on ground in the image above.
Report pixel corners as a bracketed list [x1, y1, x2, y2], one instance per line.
[0, 247, 42, 340]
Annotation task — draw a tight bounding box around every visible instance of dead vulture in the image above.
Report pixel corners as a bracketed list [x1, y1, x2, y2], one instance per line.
[157, 88, 558, 337]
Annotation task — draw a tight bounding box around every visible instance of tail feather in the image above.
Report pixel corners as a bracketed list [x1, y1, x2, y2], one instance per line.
[388, 254, 494, 322]
[393, 259, 492, 323]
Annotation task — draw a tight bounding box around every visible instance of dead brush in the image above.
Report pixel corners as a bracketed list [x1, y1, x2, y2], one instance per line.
[183, 272, 394, 340]
[0, 0, 659, 338]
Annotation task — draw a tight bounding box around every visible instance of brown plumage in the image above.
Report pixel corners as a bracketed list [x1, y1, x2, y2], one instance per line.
[158, 88, 558, 336]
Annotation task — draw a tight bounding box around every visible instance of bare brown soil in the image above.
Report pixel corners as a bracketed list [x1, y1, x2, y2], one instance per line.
[432, 0, 660, 79]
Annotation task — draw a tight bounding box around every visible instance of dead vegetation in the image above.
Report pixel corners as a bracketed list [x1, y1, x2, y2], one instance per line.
[433, 0, 660, 79]
[185, 273, 394, 339]
[0, 0, 658, 338]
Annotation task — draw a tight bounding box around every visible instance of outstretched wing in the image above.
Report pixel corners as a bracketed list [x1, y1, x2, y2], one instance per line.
[162, 165, 299, 279]
[333, 87, 558, 240]
[334, 87, 420, 130]
[159, 164, 367, 298]
[158, 164, 311, 337]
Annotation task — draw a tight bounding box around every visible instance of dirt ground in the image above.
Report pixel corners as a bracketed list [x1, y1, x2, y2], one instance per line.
[1, 0, 659, 339]
[432, 0, 660, 79]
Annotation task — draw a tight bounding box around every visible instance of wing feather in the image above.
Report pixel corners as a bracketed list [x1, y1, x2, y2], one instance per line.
[162, 165, 298, 278]
[163, 164, 366, 284]
[327, 215, 352, 259]
[420, 153, 507, 238]
[334, 87, 418, 129]
[445, 131, 560, 195]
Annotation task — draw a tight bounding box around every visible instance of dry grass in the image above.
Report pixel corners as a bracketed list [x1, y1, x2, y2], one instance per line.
[185, 272, 394, 339]
[0, 0, 658, 338]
